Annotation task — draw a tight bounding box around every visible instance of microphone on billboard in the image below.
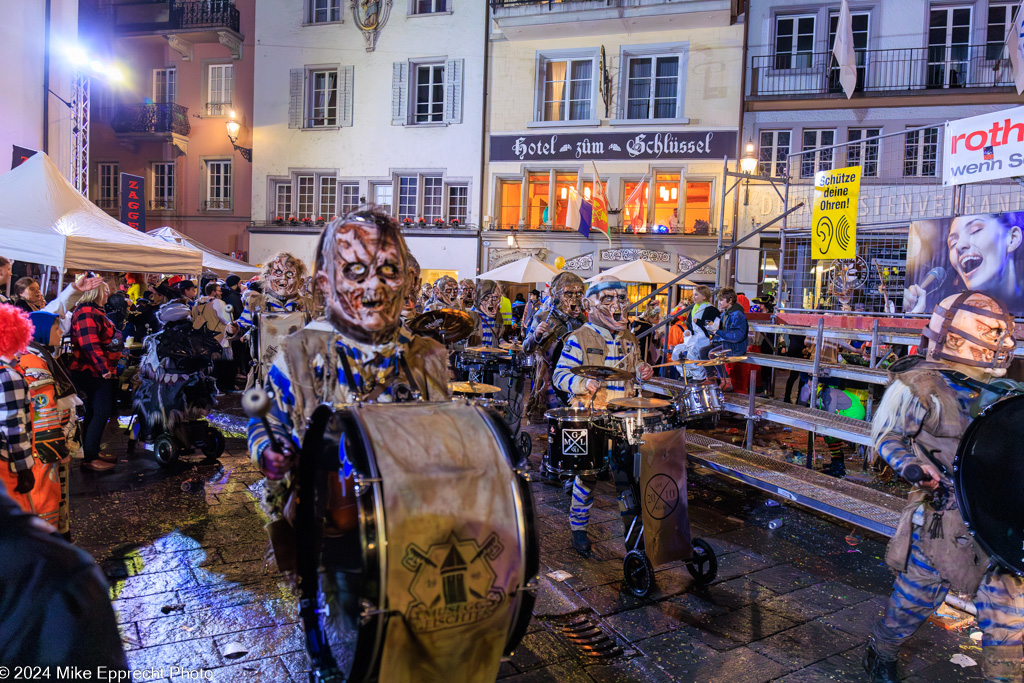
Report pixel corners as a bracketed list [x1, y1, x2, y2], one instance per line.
[919, 266, 947, 292]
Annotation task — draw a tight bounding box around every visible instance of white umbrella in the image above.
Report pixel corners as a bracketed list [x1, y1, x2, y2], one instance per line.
[586, 259, 695, 286]
[476, 256, 560, 284]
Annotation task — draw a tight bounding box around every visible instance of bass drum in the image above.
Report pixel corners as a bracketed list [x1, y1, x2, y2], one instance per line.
[954, 393, 1024, 576]
[309, 401, 539, 682]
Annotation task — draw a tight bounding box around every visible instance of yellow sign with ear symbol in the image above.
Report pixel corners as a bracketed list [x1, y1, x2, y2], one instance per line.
[811, 166, 860, 260]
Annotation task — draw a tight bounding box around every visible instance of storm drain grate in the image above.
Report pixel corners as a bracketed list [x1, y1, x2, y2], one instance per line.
[549, 613, 631, 662]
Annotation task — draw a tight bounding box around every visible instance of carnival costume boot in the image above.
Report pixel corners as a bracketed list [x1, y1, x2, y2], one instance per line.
[862, 639, 899, 683]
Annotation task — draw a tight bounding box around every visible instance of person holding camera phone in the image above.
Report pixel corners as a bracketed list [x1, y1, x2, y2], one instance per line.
[67, 278, 121, 472]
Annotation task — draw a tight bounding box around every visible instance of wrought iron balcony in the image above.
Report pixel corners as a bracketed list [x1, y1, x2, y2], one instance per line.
[490, 0, 735, 38]
[149, 199, 176, 211]
[750, 43, 1015, 98]
[94, 198, 118, 211]
[111, 103, 191, 136]
[108, 0, 240, 35]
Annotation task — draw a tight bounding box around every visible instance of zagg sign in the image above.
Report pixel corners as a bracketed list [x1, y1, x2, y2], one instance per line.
[943, 106, 1024, 186]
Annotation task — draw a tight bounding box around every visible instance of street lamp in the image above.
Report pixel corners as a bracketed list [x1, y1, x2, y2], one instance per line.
[740, 140, 758, 175]
[225, 110, 252, 162]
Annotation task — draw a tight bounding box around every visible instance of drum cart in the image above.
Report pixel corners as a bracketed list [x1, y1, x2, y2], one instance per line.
[610, 402, 718, 597]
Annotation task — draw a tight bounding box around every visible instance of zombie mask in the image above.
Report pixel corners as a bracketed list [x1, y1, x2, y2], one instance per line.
[585, 278, 628, 332]
[922, 292, 1016, 376]
[265, 253, 305, 301]
[434, 275, 459, 307]
[475, 280, 502, 318]
[459, 279, 475, 306]
[403, 254, 422, 315]
[317, 215, 409, 344]
[550, 272, 585, 318]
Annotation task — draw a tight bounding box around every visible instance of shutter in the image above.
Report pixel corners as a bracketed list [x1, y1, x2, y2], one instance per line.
[391, 62, 408, 125]
[444, 58, 464, 124]
[339, 65, 355, 127]
[288, 68, 305, 129]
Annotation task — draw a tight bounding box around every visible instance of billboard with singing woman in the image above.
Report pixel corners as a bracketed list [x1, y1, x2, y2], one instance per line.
[903, 212, 1024, 317]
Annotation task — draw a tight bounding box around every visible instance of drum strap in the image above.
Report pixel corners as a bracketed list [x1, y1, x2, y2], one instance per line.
[397, 351, 427, 401]
[337, 349, 362, 395]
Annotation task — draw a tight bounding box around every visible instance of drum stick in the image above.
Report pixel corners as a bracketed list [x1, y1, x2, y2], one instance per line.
[242, 388, 284, 453]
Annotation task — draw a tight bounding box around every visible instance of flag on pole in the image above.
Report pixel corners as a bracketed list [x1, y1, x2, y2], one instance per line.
[623, 174, 648, 233]
[566, 187, 593, 238]
[832, 0, 857, 99]
[1007, 0, 1024, 95]
[590, 162, 612, 247]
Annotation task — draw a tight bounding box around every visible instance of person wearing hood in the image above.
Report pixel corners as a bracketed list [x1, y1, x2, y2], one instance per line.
[702, 287, 748, 393]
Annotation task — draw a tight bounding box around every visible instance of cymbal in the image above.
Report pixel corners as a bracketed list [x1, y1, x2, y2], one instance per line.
[449, 381, 502, 395]
[500, 341, 523, 352]
[608, 397, 672, 409]
[408, 309, 473, 344]
[570, 365, 633, 382]
[651, 356, 747, 369]
[465, 345, 508, 355]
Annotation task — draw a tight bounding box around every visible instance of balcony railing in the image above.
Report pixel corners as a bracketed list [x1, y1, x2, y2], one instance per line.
[751, 44, 1015, 98]
[149, 199, 175, 211]
[203, 199, 232, 211]
[111, 0, 240, 35]
[94, 198, 118, 210]
[489, 222, 725, 237]
[111, 103, 191, 136]
[491, 0, 605, 7]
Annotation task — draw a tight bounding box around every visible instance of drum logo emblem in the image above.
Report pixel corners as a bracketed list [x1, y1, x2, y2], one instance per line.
[401, 532, 506, 632]
[644, 474, 679, 520]
[562, 429, 589, 456]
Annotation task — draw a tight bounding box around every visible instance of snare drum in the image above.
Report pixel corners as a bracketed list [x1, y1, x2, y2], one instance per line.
[308, 401, 539, 682]
[607, 407, 678, 445]
[674, 383, 724, 420]
[515, 352, 536, 371]
[544, 407, 610, 477]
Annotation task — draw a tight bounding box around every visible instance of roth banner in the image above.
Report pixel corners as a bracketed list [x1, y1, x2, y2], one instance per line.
[489, 130, 737, 162]
[943, 106, 1024, 186]
[811, 166, 860, 260]
[119, 173, 145, 231]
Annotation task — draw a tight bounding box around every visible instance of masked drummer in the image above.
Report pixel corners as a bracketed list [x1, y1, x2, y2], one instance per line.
[551, 276, 654, 558]
[248, 209, 450, 559]
[423, 274, 459, 313]
[238, 252, 309, 330]
[523, 272, 586, 423]
[458, 278, 475, 312]
[864, 292, 1024, 683]
[400, 254, 422, 321]
[467, 279, 505, 348]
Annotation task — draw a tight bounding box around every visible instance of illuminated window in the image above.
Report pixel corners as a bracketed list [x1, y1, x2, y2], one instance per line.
[652, 173, 680, 233]
[498, 180, 522, 229]
[526, 173, 549, 228]
[684, 181, 711, 235]
[553, 173, 577, 228]
[622, 179, 649, 232]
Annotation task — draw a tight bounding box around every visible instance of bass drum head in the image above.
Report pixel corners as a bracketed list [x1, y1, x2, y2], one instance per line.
[317, 402, 538, 682]
[954, 393, 1024, 576]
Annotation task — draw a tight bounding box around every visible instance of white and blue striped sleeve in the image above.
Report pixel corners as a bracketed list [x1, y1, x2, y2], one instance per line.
[553, 333, 587, 396]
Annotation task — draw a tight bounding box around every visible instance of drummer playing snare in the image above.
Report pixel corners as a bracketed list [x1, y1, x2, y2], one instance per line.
[552, 276, 653, 558]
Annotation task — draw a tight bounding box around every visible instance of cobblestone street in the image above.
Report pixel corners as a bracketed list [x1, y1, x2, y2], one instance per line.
[70, 419, 985, 682]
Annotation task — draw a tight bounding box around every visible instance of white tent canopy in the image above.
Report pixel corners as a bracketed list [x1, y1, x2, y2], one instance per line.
[148, 226, 260, 279]
[0, 153, 203, 274]
[476, 256, 560, 284]
[586, 259, 695, 286]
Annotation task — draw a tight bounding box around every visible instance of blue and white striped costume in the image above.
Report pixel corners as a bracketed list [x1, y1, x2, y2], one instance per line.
[471, 308, 500, 348]
[238, 295, 302, 330]
[552, 323, 636, 533]
[871, 371, 1024, 678]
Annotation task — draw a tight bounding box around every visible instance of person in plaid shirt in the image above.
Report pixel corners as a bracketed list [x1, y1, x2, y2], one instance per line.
[67, 282, 120, 472]
[0, 304, 35, 496]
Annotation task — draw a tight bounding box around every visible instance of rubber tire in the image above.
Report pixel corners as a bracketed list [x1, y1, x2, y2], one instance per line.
[686, 538, 718, 585]
[518, 431, 532, 459]
[153, 434, 179, 468]
[623, 549, 655, 597]
[202, 427, 226, 459]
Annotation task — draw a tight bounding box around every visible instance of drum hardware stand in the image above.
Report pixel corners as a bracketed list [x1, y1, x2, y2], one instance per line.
[359, 598, 390, 625]
[353, 474, 382, 496]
